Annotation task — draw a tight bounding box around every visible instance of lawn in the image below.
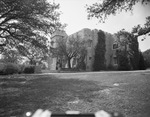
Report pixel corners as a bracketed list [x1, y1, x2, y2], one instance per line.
[0, 71, 150, 117]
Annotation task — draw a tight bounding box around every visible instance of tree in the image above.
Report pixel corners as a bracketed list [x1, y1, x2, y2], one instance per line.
[0, 0, 62, 54]
[0, 49, 22, 64]
[132, 16, 150, 38]
[87, 0, 150, 22]
[115, 30, 140, 70]
[51, 35, 87, 69]
[87, 0, 150, 37]
[93, 30, 106, 71]
[138, 51, 146, 70]
[17, 39, 49, 65]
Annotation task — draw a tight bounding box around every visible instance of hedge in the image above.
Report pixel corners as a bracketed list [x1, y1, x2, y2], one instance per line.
[0, 63, 20, 75]
[23, 65, 35, 74]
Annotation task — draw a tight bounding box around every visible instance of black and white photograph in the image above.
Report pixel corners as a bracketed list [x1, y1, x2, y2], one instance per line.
[0, 0, 150, 117]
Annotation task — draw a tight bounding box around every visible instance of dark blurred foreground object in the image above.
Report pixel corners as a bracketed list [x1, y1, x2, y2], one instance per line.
[51, 113, 123, 117]
[22, 110, 123, 117]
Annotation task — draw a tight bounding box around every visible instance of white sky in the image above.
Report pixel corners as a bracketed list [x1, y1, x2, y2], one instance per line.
[49, 0, 150, 52]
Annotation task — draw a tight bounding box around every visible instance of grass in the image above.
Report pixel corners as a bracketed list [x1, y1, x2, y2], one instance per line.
[0, 71, 150, 117]
[0, 75, 102, 117]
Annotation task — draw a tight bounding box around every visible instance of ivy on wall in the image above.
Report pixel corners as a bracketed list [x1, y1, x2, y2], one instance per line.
[93, 30, 106, 71]
[117, 49, 131, 70]
[128, 35, 140, 70]
[116, 30, 144, 70]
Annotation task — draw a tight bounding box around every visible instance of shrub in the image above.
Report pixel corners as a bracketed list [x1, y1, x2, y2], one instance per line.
[34, 65, 42, 73]
[17, 64, 25, 74]
[0, 63, 19, 75]
[4, 63, 19, 74]
[23, 65, 35, 74]
[143, 49, 150, 68]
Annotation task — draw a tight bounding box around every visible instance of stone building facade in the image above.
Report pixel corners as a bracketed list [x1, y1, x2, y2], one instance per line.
[48, 30, 68, 70]
[48, 28, 133, 71]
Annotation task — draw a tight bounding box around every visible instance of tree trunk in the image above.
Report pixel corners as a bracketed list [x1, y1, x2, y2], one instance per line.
[68, 58, 71, 69]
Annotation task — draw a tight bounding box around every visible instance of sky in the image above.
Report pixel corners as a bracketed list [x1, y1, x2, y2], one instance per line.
[49, 0, 150, 52]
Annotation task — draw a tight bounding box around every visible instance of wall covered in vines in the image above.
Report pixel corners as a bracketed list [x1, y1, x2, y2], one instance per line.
[116, 30, 142, 70]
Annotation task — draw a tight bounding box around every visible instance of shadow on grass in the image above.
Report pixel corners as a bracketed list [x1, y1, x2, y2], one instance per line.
[0, 75, 107, 117]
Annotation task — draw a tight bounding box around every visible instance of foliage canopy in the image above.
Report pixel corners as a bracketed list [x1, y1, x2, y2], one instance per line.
[87, 0, 150, 22]
[51, 35, 87, 69]
[93, 30, 106, 71]
[143, 49, 150, 68]
[0, 0, 64, 64]
[87, 0, 150, 37]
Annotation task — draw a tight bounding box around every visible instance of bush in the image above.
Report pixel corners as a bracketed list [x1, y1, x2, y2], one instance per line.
[17, 64, 25, 74]
[106, 64, 116, 70]
[0, 63, 5, 75]
[23, 65, 35, 74]
[34, 65, 42, 73]
[0, 63, 19, 75]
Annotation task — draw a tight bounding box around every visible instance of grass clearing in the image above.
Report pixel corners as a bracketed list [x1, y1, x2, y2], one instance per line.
[0, 71, 150, 117]
[0, 75, 103, 117]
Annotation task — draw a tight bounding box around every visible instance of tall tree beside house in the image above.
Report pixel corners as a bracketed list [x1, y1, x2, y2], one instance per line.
[116, 30, 141, 70]
[93, 30, 106, 71]
[138, 51, 146, 70]
[52, 35, 87, 69]
[0, 0, 63, 61]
